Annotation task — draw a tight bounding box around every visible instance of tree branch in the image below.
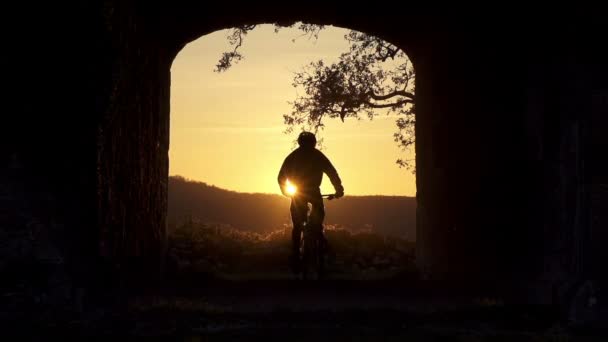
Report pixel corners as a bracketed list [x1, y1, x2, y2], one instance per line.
[377, 46, 400, 62]
[364, 99, 413, 109]
[215, 25, 257, 72]
[368, 90, 415, 101]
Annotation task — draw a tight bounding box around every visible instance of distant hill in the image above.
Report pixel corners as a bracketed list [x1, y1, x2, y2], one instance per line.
[168, 176, 416, 240]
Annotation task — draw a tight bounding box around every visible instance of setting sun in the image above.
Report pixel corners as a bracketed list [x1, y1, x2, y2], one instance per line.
[285, 180, 297, 196]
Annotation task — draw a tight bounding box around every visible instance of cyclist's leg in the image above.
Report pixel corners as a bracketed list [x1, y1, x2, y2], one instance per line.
[310, 194, 325, 230]
[309, 195, 328, 259]
[289, 197, 307, 271]
[308, 195, 325, 230]
[309, 196, 332, 257]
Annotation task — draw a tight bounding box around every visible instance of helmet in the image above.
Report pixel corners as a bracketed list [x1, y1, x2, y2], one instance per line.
[297, 131, 317, 148]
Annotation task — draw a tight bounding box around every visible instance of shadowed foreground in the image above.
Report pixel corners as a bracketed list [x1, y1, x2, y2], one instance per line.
[2, 221, 606, 339]
[2, 278, 606, 340]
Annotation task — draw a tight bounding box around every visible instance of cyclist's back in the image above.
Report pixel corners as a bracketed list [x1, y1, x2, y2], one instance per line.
[278, 147, 341, 194]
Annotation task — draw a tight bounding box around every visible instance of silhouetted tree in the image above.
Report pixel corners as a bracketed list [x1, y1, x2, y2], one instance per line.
[216, 24, 416, 169]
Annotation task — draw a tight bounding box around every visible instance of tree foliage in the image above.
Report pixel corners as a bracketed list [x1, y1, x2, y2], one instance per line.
[216, 24, 416, 169]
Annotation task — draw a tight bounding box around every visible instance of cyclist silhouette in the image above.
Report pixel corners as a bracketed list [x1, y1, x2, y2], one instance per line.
[278, 131, 344, 274]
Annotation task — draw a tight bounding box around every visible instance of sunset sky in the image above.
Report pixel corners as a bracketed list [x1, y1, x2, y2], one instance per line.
[169, 24, 416, 196]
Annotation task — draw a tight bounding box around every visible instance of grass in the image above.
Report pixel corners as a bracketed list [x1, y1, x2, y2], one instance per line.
[166, 220, 417, 280]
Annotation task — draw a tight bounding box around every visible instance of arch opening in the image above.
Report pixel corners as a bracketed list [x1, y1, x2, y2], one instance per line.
[167, 23, 417, 280]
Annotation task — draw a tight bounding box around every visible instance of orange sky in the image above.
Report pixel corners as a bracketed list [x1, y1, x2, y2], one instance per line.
[169, 24, 416, 196]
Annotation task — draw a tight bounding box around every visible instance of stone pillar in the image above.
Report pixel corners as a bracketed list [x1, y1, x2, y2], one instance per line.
[96, 0, 171, 286]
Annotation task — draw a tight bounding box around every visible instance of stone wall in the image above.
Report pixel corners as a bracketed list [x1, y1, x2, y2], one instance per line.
[1, 4, 602, 319]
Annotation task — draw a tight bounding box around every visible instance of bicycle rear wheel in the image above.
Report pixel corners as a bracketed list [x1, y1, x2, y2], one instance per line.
[301, 224, 325, 280]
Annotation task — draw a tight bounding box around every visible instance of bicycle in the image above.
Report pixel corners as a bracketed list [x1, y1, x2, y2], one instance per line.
[299, 194, 337, 280]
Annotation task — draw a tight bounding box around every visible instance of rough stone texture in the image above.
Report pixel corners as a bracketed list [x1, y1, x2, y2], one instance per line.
[95, 0, 170, 285]
[2, 2, 605, 321]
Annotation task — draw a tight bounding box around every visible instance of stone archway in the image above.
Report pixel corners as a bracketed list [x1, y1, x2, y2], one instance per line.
[5, 4, 598, 312]
[96, 6, 592, 296]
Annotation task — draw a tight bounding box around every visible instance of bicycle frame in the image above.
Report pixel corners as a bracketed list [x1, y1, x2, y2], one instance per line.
[298, 194, 336, 280]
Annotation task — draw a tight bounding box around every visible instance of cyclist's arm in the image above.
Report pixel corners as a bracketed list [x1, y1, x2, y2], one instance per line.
[319, 152, 344, 196]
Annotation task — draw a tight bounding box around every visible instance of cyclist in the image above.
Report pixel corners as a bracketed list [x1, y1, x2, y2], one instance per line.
[277, 131, 344, 274]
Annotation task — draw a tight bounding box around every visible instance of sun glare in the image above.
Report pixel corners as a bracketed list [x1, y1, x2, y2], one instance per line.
[285, 180, 297, 196]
